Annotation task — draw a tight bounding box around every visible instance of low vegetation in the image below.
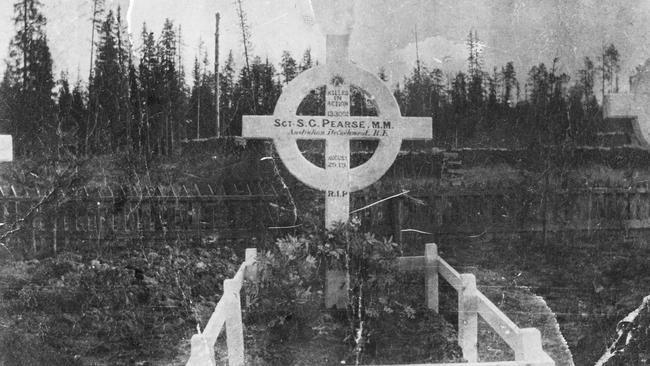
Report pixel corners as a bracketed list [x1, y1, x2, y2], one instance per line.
[244, 221, 462, 365]
[0, 221, 467, 365]
[0, 236, 241, 365]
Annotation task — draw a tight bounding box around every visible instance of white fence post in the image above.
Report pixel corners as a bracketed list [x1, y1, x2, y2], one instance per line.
[459, 273, 478, 362]
[425, 243, 439, 312]
[186, 334, 216, 366]
[516, 327, 548, 362]
[0, 135, 13, 162]
[224, 279, 245, 366]
[245, 248, 258, 281]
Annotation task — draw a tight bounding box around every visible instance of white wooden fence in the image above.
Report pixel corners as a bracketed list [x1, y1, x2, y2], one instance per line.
[395, 243, 555, 366]
[186, 243, 555, 366]
[186, 248, 257, 366]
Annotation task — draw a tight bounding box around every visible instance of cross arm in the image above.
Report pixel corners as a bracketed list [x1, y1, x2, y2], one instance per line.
[394, 117, 433, 140]
[243, 115, 432, 142]
[242, 115, 322, 139]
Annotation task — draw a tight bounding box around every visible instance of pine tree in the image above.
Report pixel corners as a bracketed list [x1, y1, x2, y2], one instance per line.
[235, 0, 254, 114]
[139, 24, 160, 155]
[468, 72, 484, 109]
[88, 9, 124, 153]
[157, 19, 183, 154]
[528, 63, 549, 110]
[451, 72, 468, 115]
[548, 59, 570, 145]
[402, 65, 433, 117]
[602, 44, 621, 94]
[3, 0, 55, 155]
[501, 62, 517, 107]
[115, 6, 133, 151]
[466, 30, 484, 111]
[227, 56, 282, 135]
[527, 60, 570, 146]
[70, 80, 87, 154]
[280, 50, 298, 84]
[219, 50, 236, 135]
[579, 57, 596, 100]
[487, 67, 499, 120]
[187, 41, 215, 139]
[57, 72, 72, 135]
[451, 71, 471, 139]
[430, 68, 445, 121]
[128, 58, 141, 152]
[0, 74, 15, 135]
[466, 30, 483, 76]
[258, 58, 280, 114]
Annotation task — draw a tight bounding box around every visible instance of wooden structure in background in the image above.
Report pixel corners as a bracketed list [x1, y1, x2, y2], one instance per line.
[0, 184, 276, 255]
[354, 185, 650, 243]
[4, 183, 650, 255]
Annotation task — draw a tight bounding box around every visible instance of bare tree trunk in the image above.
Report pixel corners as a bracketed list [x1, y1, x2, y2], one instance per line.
[197, 79, 201, 139]
[236, 0, 255, 114]
[22, 0, 27, 88]
[86, 0, 99, 155]
[601, 48, 606, 102]
[414, 24, 420, 77]
[174, 25, 182, 148]
[236, 0, 251, 77]
[215, 12, 220, 137]
[146, 114, 151, 160]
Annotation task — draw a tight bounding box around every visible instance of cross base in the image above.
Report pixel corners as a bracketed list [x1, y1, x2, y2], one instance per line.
[325, 269, 348, 309]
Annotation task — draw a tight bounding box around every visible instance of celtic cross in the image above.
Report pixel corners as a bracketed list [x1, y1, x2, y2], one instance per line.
[243, 0, 432, 228]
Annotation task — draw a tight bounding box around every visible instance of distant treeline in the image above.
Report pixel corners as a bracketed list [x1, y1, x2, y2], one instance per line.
[0, 1, 625, 159]
[395, 31, 625, 151]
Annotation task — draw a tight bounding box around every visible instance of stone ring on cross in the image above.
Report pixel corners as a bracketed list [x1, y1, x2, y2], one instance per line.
[243, 60, 431, 225]
[245, 62, 429, 190]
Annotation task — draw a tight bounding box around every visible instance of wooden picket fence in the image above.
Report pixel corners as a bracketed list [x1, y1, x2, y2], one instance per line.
[5, 182, 650, 255]
[187, 244, 555, 366]
[0, 184, 277, 254]
[358, 185, 650, 242]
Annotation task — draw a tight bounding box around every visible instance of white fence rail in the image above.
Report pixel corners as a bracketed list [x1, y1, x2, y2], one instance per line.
[186, 243, 554, 366]
[396, 243, 555, 366]
[186, 248, 257, 366]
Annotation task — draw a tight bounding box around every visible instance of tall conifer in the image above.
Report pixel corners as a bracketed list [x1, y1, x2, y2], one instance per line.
[2, 0, 55, 155]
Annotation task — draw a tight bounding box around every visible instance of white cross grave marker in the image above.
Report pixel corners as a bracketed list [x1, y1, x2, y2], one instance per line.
[242, 0, 432, 228]
[0, 135, 13, 162]
[604, 71, 650, 148]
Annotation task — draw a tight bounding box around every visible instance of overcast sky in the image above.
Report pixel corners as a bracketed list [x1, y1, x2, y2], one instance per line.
[1, 0, 650, 88]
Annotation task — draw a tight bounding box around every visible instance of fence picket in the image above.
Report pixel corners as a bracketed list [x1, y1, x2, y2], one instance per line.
[4, 184, 650, 253]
